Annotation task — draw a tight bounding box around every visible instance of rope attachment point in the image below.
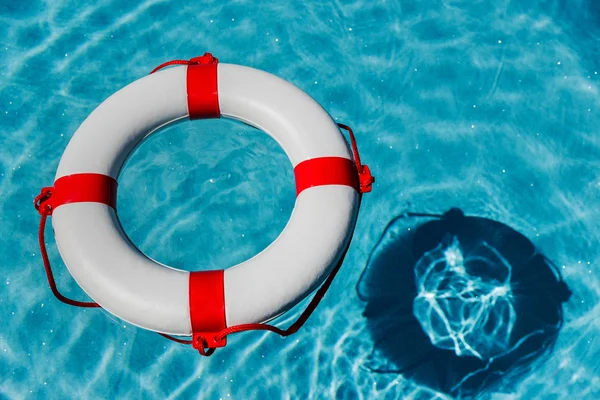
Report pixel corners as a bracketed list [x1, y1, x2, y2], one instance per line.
[337, 123, 374, 193]
[34, 187, 54, 215]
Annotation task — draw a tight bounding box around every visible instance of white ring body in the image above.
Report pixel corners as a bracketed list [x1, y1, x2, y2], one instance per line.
[52, 64, 359, 335]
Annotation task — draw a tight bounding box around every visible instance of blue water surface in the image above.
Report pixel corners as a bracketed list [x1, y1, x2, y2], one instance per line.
[1, 0, 599, 398]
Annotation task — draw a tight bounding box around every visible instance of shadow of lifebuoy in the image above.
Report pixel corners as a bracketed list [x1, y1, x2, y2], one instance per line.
[357, 208, 571, 398]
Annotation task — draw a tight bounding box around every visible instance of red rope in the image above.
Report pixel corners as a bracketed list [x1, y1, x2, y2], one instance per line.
[38, 203, 100, 308]
[158, 333, 192, 345]
[337, 123, 363, 169]
[214, 232, 353, 342]
[149, 60, 192, 74]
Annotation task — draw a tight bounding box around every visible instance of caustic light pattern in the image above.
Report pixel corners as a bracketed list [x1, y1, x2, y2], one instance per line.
[413, 236, 516, 360]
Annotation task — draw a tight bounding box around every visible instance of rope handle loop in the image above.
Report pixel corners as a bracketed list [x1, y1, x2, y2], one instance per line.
[36, 197, 100, 308]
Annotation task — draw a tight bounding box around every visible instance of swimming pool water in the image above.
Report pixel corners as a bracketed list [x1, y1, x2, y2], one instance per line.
[1, 0, 599, 398]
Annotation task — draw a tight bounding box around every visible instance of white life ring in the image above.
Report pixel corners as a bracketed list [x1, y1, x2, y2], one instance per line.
[37, 54, 372, 351]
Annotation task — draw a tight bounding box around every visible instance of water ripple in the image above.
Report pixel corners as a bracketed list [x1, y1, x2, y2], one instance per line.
[1, 0, 599, 398]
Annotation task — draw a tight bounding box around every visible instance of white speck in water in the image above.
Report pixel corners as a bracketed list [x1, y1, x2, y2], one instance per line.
[557, 61, 561, 65]
[498, 40, 502, 44]
[209, 178, 215, 183]
[348, 27, 352, 31]
[314, 81, 318, 84]
[471, 124, 475, 129]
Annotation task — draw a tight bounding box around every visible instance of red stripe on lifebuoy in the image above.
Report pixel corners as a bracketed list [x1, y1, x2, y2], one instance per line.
[189, 270, 227, 349]
[187, 61, 220, 120]
[294, 157, 359, 196]
[50, 174, 117, 211]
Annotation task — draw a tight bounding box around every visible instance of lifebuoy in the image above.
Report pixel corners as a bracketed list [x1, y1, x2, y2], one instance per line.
[35, 54, 373, 353]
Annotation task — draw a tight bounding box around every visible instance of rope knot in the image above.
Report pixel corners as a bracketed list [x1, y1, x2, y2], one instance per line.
[193, 334, 217, 356]
[358, 164, 374, 193]
[34, 187, 54, 215]
[189, 53, 219, 65]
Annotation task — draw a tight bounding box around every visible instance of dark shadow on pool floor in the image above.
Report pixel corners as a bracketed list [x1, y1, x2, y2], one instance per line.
[357, 208, 571, 399]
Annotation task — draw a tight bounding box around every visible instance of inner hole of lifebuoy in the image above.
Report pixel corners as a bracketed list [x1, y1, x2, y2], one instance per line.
[117, 118, 295, 272]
